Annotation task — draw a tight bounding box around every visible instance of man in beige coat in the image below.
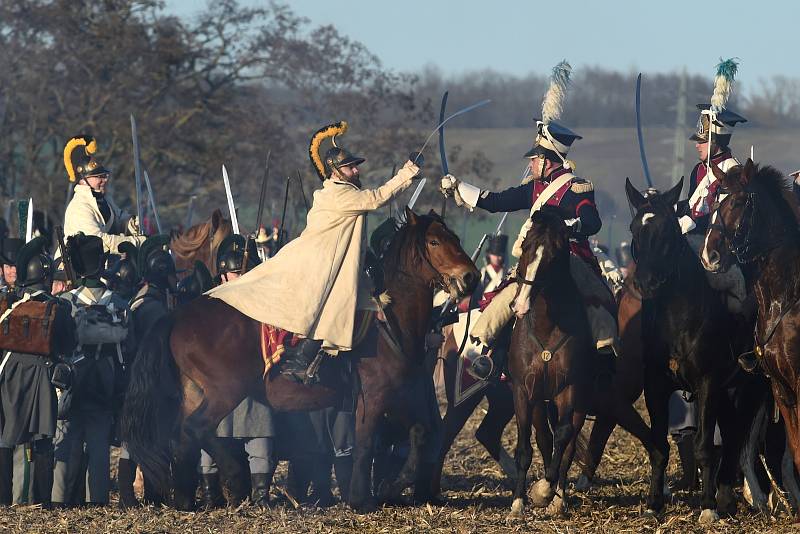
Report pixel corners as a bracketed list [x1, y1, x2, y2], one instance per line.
[63, 135, 145, 253]
[209, 122, 420, 366]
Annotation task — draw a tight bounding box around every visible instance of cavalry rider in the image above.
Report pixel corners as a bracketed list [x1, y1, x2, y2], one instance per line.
[208, 121, 422, 376]
[63, 135, 146, 252]
[199, 234, 275, 509]
[117, 235, 176, 508]
[440, 62, 617, 381]
[0, 237, 75, 507]
[479, 234, 509, 296]
[53, 233, 134, 507]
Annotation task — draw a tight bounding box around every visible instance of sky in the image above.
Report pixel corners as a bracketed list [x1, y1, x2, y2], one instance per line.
[166, 0, 797, 94]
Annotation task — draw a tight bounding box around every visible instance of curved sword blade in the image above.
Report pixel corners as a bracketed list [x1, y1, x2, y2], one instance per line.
[130, 115, 144, 233]
[439, 91, 449, 219]
[222, 164, 240, 235]
[635, 74, 654, 188]
[414, 98, 491, 163]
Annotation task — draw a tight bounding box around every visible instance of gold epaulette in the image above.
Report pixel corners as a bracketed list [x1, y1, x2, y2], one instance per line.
[570, 179, 594, 194]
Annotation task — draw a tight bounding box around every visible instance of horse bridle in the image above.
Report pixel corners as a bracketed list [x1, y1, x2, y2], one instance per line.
[708, 190, 761, 264]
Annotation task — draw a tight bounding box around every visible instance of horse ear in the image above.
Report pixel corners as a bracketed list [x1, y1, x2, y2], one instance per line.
[664, 176, 684, 208]
[742, 158, 756, 186]
[405, 206, 418, 225]
[625, 178, 647, 211]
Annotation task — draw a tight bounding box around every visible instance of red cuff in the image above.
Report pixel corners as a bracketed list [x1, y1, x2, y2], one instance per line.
[575, 198, 594, 216]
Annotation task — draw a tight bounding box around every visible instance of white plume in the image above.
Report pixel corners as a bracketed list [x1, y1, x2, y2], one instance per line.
[541, 60, 572, 123]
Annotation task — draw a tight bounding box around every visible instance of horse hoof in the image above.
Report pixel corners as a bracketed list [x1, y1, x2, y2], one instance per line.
[351, 498, 378, 515]
[643, 508, 659, 519]
[545, 494, 566, 517]
[575, 474, 592, 492]
[698, 508, 720, 524]
[529, 479, 555, 507]
[662, 481, 672, 499]
[507, 497, 525, 519]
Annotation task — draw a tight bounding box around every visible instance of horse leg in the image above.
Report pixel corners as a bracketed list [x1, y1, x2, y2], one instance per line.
[777, 401, 800, 520]
[715, 390, 743, 517]
[171, 429, 201, 511]
[782, 436, 800, 511]
[431, 390, 485, 498]
[532, 401, 553, 474]
[694, 383, 721, 524]
[576, 415, 615, 491]
[377, 423, 426, 502]
[508, 385, 534, 519]
[738, 391, 770, 513]
[642, 372, 671, 516]
[476, 385, 515, 479]
[532, 388, 575, 509]
[548, 409, 587, 517]
[349, 390, 386, 514]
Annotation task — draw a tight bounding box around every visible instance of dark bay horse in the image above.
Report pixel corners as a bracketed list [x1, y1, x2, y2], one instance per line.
[121, 208, 479, 513]
[702, 160, 800, 517]
[170, 208, 232, 276]
[626, 177, 759, 523]
[505, 206, 594, 518]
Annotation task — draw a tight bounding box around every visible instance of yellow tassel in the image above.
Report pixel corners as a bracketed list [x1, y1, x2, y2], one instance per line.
[63, 137, 88, 182]
[308, 121, 348, 180]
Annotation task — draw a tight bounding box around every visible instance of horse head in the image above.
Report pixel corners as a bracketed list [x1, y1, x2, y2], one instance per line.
[625, 177, 684, 298]
[386, 208, 479, 299]
[702, 159, 798, 272]
[512, 206, 571, 317]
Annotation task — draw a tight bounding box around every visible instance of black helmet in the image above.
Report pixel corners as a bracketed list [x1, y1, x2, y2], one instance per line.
[63, 135, 110, 183]
[104, 256, 139, 299]
[15, 236, 52, 289]
[216, 234, 260, 276]
[177, 261, 214, 306]
[138, 235, 176, 290]
[309, 121, 365, 182]
[65, 233, 104, 279]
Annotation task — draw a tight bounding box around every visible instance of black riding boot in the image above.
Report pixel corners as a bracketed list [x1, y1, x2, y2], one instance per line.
[117, 458, 139, 509]
[333, 455, 353, 503]
[595, 347, 616, 387]
[200, 473, 226, 509]
[673, 432, 698, 490]
[470, 324, 513, 381]
[31, 440, 54, 508]
[0, 447, 13, 505]
[250, 472, 273, 508]
[281, 338, 323, 381]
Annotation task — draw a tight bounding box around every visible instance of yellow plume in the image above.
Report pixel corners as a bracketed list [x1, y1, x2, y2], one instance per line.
[308, 121, 348, 180]
[63, 137, 88, 182]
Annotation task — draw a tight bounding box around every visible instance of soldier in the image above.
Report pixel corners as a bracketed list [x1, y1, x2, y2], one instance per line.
[440, 62, 617, 382]
[0, 237, 75, 506]
[62, 135, 146, 252]
[103, 243, 140, 302]
[479, 234, 508, 296]
[208, 121, 421, 376]
[176, 261, 213, 306]
[199, 235, 275, 508]
[52, 233, 134, 506]
[0, 238, 23, 295]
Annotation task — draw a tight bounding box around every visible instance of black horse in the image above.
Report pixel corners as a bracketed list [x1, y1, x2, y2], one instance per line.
[626, 178, 762, 523]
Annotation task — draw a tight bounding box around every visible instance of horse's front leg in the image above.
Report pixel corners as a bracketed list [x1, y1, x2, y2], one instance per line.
[349, 385, 386, 514]
[531, 386, 575, 511]
[507, 383, 534, 519]
[642, 366, 671, 516]
[549, 406, 586, 517]
[694, 381, 721, 524]
[532, 401, 553, 473]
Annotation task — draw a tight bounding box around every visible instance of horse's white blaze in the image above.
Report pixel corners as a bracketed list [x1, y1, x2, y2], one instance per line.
[513, 245, 544, 317]
[641, 212, 656, 225]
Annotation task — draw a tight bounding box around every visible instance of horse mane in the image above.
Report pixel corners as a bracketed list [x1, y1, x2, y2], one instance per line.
[750, 164, 800, 235]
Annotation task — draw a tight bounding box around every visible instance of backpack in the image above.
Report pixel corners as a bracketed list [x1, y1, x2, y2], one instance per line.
[64, 289, 129, 348]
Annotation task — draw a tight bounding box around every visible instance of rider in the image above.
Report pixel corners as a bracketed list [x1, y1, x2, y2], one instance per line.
[440, 66, 617, 381]
[208, 121, 422, 375]
[63, 135, 146, 252]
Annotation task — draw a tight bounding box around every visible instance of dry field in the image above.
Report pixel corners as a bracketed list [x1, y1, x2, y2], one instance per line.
[0, 398, 797, 534]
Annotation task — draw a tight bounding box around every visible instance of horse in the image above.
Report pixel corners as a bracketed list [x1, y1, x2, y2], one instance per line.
[430, 259, 653, 500]
[170, 208, 232, 276]
[120, 208, 479, 513]
[701, 160, 800, 517]
[625, 177, 761, 523]
[505, 206, 594, 518]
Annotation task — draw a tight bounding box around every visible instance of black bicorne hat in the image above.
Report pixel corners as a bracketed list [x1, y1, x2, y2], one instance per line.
[486, 234, 508, 257]
[0, 238, 24, 266]
[65, 233, 105, 279]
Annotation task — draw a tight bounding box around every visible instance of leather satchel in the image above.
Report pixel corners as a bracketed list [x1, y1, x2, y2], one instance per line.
[0, 298, 60, 356]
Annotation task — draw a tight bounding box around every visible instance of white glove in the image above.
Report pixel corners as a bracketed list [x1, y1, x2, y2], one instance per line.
[678, 215, 696, 235]
[606, 268, 624, 286]
[396, 160, 420, 181]
[440, 174, 458, 197]
[126, 216, 140, 235]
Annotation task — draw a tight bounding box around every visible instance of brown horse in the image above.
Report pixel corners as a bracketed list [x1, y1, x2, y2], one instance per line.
[702, 160, 800, 518]
[121, 209, 479, 513]
[506, 206, 594, 518]
[170, 208, 232, 276]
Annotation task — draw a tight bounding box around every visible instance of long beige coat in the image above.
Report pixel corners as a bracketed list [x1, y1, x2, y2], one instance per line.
[208, 163, 418, 352]
[64, 184, 144, 253]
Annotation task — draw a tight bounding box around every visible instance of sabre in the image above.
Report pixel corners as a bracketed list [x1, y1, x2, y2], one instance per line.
[185, 195, 196, 229]
[406, 178, 427, 211]
[143, 169, 162, 234]
[438, 91, 450, 219]
[24, 198, 33, 242]
[242, 151, 271, 274]
[412, 98, 491, 163]
[635, 74, 654, 188]
[130, 115, 145, 234]
[221, 164, 240, 235]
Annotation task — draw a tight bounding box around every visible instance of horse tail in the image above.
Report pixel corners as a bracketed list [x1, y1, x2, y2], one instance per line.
[120, 314, 180, 492]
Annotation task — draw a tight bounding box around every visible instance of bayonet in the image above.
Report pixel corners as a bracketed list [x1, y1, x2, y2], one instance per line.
[277, 176, 290, 250]
[635, 74, 654, 188]
[242, 151, 271, 274]
[130, 115, 145, 234]
[221, 164, 240, 235]
[25, 198, 33, 242]
[185, 195, 196, 229]
[143, 169, 162, 234]
[296, 170, 309, 215]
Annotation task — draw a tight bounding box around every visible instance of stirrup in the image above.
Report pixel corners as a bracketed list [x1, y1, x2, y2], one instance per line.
[468, 354, 494, 381]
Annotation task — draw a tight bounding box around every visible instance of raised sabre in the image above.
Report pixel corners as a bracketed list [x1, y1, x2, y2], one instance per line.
[221, 164, 240, 235]
[438, 91, 450, 219]
[635, 74, 654, 188]
[130, 115, 145, 234]
[143, 169, 162, 234]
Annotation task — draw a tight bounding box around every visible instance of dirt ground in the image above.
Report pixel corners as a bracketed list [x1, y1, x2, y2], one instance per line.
[0, 399, 797, 534]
